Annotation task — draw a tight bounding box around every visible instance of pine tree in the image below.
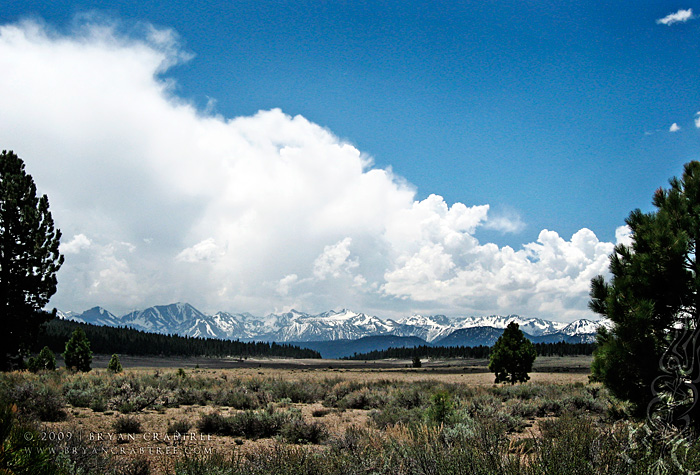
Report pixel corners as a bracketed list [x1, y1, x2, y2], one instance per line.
[488, 322, 537, 384]
[27, 346, 56, 372]
[0, 151, 63, 370]
[590, 161, 700, 421]
[411, 355, 422, 368]
[64, 328, 92, 372]
[107, 353, 123, 373]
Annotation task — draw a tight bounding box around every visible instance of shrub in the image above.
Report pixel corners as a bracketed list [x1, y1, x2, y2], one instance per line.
[426, 391, 454, 425]
[171, 387, 208, 406]
[167, 419, 192, 435]
[505, 398, 538, 419]
[27, 346, 56, 372]
[391, 386, 425, 409]
[280, 419, 328, 444]
[311, 408, 332, 417]
[531, 414, 606, 475]
[63, 377, 97, 408]
[323, 380, 364, 407]
[266, 378, 325, 404]
[65, 387, 94, 408]
[562, 392, 607, 415]
[227, 409, 288, 439]
[197, 412, 231, 436]
[90, 397, 108, 413]
[113, 416, 142, 434]
[7, 380, 66, 422]
[107, 354, 123, 373]
[111, 381, 164, 413]
[214, 387, 260, 409]
[534, 397, 563, 417]
[197, 408, 296, 440]
[369, 406, 425, 429]
[339, 387, 386, 410]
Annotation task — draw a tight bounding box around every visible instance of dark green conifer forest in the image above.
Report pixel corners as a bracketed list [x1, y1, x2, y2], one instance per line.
[38, 319, 321, 359]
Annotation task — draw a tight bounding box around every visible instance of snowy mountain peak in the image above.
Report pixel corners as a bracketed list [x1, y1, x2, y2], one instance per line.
[398, 314, 450, 327]
[561, 319, 605, 336]
[56, 303, 601, 346]
[455, 315, 565, 336]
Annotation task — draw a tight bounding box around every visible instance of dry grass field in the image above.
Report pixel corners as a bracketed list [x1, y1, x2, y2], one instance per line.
[41, 360, 588, 474]
[3, 355, 698, 475]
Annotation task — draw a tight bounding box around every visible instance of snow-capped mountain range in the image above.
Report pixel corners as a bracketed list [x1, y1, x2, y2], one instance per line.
[57, 302, 607, 345]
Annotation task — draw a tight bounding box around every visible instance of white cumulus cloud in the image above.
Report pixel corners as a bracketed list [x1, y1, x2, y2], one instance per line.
[670, 123, 681, 132]
[0, 19, 621, 322]
[615, 225, 633, 247]
[61, 234, 92, 254]
[656, 9, 694, 25]
[313, 238, 359, 280]
[276, 274, 299, 296]
[176, 238, 225, 263]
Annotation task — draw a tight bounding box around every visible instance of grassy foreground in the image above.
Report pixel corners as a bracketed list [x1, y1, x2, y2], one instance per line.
[0, 361, 698, 474]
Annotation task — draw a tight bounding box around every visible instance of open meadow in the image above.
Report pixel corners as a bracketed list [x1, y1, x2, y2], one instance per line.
[2, 355, 699, 475]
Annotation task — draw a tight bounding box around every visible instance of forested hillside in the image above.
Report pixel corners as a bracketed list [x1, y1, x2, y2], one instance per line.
[343, 341, 596, 360]
[38, 318, 321, 359]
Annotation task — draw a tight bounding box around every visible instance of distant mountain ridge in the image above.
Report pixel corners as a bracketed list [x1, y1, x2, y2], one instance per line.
[57, 303, 605, 348]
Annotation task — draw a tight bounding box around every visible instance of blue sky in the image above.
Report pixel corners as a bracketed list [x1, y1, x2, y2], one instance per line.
[0, 1, 698, 320]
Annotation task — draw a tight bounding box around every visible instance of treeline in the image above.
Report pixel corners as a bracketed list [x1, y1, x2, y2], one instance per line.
[534, 341, 596, 357]
[343, 341, 596, 360]
[38, 318, 321, 359]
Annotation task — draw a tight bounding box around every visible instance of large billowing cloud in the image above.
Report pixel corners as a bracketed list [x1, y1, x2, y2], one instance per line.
[0, 19, 622, 321]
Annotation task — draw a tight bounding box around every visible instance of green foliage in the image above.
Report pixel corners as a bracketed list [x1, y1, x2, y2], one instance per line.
[27, 346, 56, 372]
[411, 356, 422, 368]
[107, 353, 123, 373]
[488, 322, 537, 384]
[63, 327, 92, 372]
[167, 419, 192, 435]
[279, 418, 328, 444]
[111, 379, 164, 413]
[113, 415, 142, 434]
[426, 391, 454, 425]
[590, 161, 700, 419]
[196, 407, 322, 442]
[5, 368, 700, 474]
[0, 150, 64, 371]
[265, 378, 327, 403]
[337, 387, 386, 410]
[213, 387, 260, 409]
[0, 403, 70, 474]
[345, 341, 595, 361]
[6, 380, 66, 422]
[38, 318, 321, 359]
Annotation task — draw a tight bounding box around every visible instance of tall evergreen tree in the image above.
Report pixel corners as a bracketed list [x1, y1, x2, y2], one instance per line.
[590, 161, 700, 422]
[0, 151, 63, 370]
[64, 328, 92, 372]
[488, 322, 537, 384]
